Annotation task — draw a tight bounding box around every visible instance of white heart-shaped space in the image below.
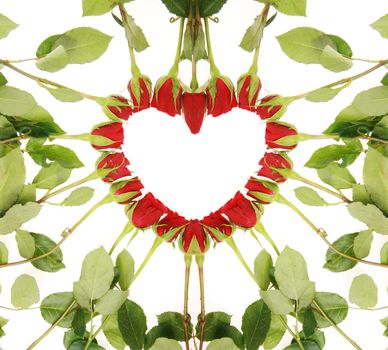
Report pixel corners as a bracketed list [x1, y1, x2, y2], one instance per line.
[123, 108, 267, 219]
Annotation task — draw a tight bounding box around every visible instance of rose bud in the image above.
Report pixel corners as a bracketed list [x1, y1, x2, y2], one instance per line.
[155, 211, 188, 241]
[91, 122, 124, 150]
[245, 178, 279, 204]
[182, 92, 207, 134]
[258, 152, 293, 183]
[206, 76, 237, 117]
[110, 178, 144, 204]
[237, 74, 261, 111]
[201, 211, 234, 241]
[219, 192, 257, 228]
[132, 193, 169, 228]
[151, 76, 183, 116]
[128, 75, 153, 112]
[256, 95, 282, 120]
[107, 95, 133, 121]
[96, 152, 131, 182]
[179, 220, 210, 254]
[266, 122, 298, 150]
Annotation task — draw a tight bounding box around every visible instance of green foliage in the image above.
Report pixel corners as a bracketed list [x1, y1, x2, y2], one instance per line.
[371, 14, 388, 39]
[381, 242, 388, 264]
[61, 187, 95, 206]
[0, 86, 37, 116]
[353, 230, 373, 258]
[294, 187, 328, 206]
[240, 15, 266, 52]
[262, 314, 286, 349]
[312, 292, 348, 328]
[148, 338, 182, 350]
[254, 249, 273, 290]
[317, 163, 356, 190]
[160, 0, 227, 17]
[0, 14, 18, 39]
[0, 241, 8, 263]
[260, 290, 294, 315]
[207, 338, 240, 350]
[324, 233, 358, 272]
[0, 203, 41, 235]
[123, 15, 150, 52]
[102, 314, 126, 350]
[272, 0, 306, 16]
[116, 248, 135, 291]
[353, 86, 388, 116]
[349, 274, 378, 309]
[33, 162, 72, 190]
[40, 292, 78, 328]
[11, 274, 40, 308]
[15, 229, 35, 258]
[95, 290, 128, 315]
[347, 202, 388, 235]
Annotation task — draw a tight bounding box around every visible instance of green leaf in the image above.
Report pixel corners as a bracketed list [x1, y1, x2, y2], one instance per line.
[116, 248, 135, 291]
[0, 14, 18, 39]
[11, 274, 39, 308]
[353, 230, 373, 259]
[68, 341, 104, 350]
[102, 314, 126, 350]
[353, 86, 388, 116]
[149, 338, 182, 350]
[348, 202, 388, 235]
[73, 247, 114, 304]
[328, 34, 353, 58]
[0, 148, 25, 215]
[45, 87, 83, 103]
[305, 144, 360, 168]
[283, 340, 321, 350]
[0, 202, 41, 235]
[0, 241, 8, 263]
[381, 242, 388, 264]
[118, 299, 147, 350]
[294, 187, 328, 206]
[36, 45, 70, 73]
[260, 290, 294, 315]
[240, 15, 265, 52]
[352, 184, 372, 205]
[30, 232, 65, 272]
[33, 162, 72, 190]
[263, 314, 286, 350]
[302, 308, 317, 337]
[95, 290, 128, 315]
[36, 34, 63, 58]
[371, 14, 388, 39]
[382, 73, 388, 86]
[0, 72, 7, 86]
[317, 163, 356, 190]
[254, 249, 273, 290]
[271, 0, 306, 16]
[17, 184, 37, 205]
[319, 45, 353, 72]
[0, 86, 37, 116]
[373, 115, 388, 140]
[61, 187, 94, 206]
[200, 0, 228, 17]
[54, 27, 112, 64]
[72, 308, 86, 336]
[274, 247, 314, 303]
[277, 27, 334, 64]
[123, 15, 149, 52]
[40, 292, 77, 328]
[15, 229, 35, 258]
[363, 147, 388, 214]
[207, 338, 240, 350]
[160, 0, 189, 17]
[312, 292, 348, 328]
[305, 86, 343, 102]
[241, 300, 271, 350]
[349, 274, 378, 309]
[82, 0, 113, 16]
[324, 233, 358, 272]
[380, 317, 388, 337]
[0, 316, 8, 337]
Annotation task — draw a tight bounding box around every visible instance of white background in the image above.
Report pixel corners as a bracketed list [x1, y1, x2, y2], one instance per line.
[0, 0, 387, 349]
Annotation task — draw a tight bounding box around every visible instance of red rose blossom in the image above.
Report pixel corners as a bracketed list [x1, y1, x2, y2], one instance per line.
[201, 211, 233, 241]
[151, 77, 183, 116]
[182, 92, 207, 134]
[97, 152, 131, 182]
[128, 76, 152, 112]
[132, 193, 169, 228]
[181, 220, 208, 253]
[237, 74, 261, 111]
[91, 122, 124, 150]
[245, 178, 278, 204]
[256, 95, 282, 120]
[156, 211, 187, 240]
[112, 178, 144, 204]
[107, 95, 133, 121]
[266, 122, 298, 150]
[206, 77, 237, 117]
[258, 152, 292, 183]
[219, 192, 256, 228]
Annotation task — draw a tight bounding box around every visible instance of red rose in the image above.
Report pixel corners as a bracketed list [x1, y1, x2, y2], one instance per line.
[97, 152, 131, 182]
[111, 178, 144, 204]
[245, 178, 279, 204]
[266, 122, 298, 150]
[206, 77, 237, 117]
[128, 76, 152, 112]
[107, 95, 133, 120]
[156, 211, 187, 240]
[182, 92, 207, 134]
[151, 77, 183, 116]
[181, 220, 208, 253]
[91, 122, 124, 150]
[237, 74, 261, 111]
[219, 192, 256, 228]
[256, 95, 282, 120]
[132, 193, 169, 228]
[258, 152, 292, 183]
[201, 211, 233, 241]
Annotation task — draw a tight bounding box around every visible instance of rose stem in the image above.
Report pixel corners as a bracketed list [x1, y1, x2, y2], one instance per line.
[108, 221, 135, 255]
[183, 254, 193, 350]
[168, 18, 185, 77]
[196, 254, 206, 350]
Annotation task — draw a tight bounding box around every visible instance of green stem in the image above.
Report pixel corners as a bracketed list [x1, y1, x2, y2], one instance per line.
[204, 18, 221, 76]
[312, 300, 362, 350]
[0, 195, 112, 269]
[255, 222, 281, 255]
[108, 221, 135, 255]
[277, 195, 388, 269]
[183, 254, 192, 350]
[349, 305, 388, 311]
[289, 171, 351, 203]
[0, 305, 39, 311]
[278, 315, 305, 349]
[190, 56, 199, 91]
[196, 256, 206, 350]
[168, 18, 185, 76]
[27, 300, 77, 350]
[0, 60, 99, 101]
[128, 236, 164, 287]
[37, 171, 99, 203]
[302, 133, 388, 145]
[85, 316, 110, 350]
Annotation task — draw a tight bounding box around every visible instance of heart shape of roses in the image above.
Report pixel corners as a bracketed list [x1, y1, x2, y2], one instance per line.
[89, 78, 297, 254]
